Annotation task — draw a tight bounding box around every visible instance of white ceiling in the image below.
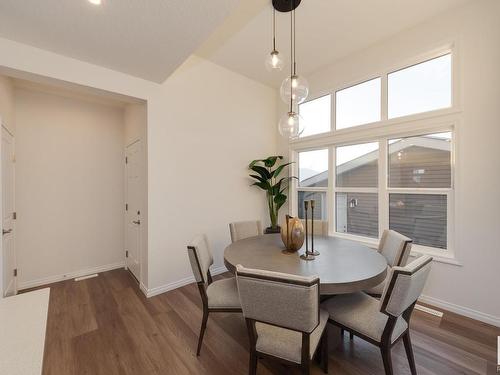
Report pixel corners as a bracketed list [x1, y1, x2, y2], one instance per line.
[0, 0, 239, 83]
[197, 0, 472, 87]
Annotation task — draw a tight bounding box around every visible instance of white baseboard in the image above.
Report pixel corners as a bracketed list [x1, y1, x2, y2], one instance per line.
[144, 265, 228, 298]
[419, 294, 500, 327]
[18, 261, 126, 290]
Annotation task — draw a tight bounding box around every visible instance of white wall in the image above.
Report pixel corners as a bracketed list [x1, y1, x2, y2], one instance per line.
[0, 76, 15, 135]
[124, 103, 148, 288]
[283, 0, 500, 324]
[147, 55, 277, 292]
[15, 88, 126, 287]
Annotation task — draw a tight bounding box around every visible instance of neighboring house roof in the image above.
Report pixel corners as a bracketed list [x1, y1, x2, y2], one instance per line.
[301, 136, 451, 187]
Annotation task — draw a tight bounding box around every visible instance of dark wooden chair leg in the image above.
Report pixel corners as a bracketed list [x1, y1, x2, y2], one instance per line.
[340, 328, 344, 337]
[249, 350, 257, 375]
[196, 309, 209, 356]
[403, 332, 417, 375]
[301, 364, 310, 375]
[349, 332, 354, 340]
[321, 332, 328, 374]
[380, 346, 394, 375]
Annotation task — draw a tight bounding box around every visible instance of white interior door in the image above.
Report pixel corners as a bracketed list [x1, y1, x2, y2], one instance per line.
[125, 141, 141, 282]
[2, 126, 16, 296]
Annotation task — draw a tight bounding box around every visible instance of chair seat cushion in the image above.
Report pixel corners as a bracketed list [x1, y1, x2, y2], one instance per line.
[321, 292, 407, 344]
[206, 277, 241, 309]
[254, 309, 328, 364]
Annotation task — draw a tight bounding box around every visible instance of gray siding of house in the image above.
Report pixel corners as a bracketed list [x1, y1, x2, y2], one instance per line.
[337, 161, 378, 187]
[389, 194, 447, 249]
[389, 146, 451, 188]
[301, 145, 451, 247]
[337, 193, 379, 238]
[298, 191, 327, 220]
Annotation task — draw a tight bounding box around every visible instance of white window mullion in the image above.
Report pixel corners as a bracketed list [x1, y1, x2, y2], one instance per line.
[329, 146, 336, 235]
[331, 92, 336, 133]
[379, 139, 389, 237]
[381, 74, 388, 121]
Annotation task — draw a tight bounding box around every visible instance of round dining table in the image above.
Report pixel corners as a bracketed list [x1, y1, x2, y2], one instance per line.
[224, 233, 388, 295]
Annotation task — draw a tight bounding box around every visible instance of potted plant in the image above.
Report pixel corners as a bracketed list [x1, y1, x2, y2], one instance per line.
[249, 156, 295, 234]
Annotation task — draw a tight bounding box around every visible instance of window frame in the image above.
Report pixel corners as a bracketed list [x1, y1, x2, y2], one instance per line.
[289, 43, 460, 264]
[294, 147, 330, 222]
[334, 77, 382, 131]
[292, 43, 459, 143]
[298, 93, 332, 138]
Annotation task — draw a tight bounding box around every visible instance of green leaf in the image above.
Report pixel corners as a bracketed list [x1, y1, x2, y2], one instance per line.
[249, 159, 265, 168]
[271, 178, 284, 195]
[272, 162, 293, 178]
[274, 193, 287, 211]
[250, 165, 271, 180]
[264, 156, 283, 168]
[249, 174, 267, 184]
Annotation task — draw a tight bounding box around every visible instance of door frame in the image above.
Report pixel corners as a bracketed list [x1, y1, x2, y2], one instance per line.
[124, 138, 142, 285]
[0, 120, 16, 297]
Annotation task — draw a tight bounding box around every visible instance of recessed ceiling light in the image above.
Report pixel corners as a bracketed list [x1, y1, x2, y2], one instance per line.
[88, 0, 102, 5]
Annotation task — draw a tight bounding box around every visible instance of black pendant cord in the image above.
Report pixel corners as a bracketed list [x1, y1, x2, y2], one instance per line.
[293, 8, 297, 76]
[289, 8, 293, 113]
[272, 7, 276, 51]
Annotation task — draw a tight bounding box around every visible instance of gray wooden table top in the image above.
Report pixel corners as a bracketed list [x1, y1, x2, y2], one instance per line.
[224, 234, 388, 295]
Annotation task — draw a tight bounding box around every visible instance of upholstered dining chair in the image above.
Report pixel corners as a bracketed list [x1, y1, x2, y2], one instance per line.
[187, 234, 242, 356]
[229, 220, 263, 242]
[236, 265, 328, 375]
[322, 255, 433, 375]
[365, 229, 413, 297]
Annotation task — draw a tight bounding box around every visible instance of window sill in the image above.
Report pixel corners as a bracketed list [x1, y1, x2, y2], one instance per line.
[410, 249, 462, 266]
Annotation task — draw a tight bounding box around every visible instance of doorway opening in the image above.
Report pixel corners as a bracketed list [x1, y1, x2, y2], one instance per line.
[0, 74, 148, 297]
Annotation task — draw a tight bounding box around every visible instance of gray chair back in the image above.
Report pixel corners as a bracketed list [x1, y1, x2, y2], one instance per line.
[187, 234, 213, 285]
[236, 265, 320, 333]
[380, 255, 433, 317]
[229, 220, 263, 242]
[379, 229, 413, 267]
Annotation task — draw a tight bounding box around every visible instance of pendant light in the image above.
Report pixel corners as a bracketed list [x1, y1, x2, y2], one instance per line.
[265, 8, 284, 71]
[280, 5, 309, 105]
[278, 2, 306, 139]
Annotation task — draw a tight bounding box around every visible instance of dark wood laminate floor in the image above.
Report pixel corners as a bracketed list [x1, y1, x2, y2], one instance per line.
[28, 269, 500, 375]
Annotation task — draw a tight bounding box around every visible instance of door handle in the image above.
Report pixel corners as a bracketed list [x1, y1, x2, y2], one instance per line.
[132, 220, 141, 225]
[2, 228, 12, 235]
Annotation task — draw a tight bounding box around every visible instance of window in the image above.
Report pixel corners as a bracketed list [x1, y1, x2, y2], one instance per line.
[387, 132, 451, 249]
[335, 78, 381, 130]
[335, 142, 379, 238]
[297, 149, 328, 220]
[388, 54, 451, 119]
[299, 95, 331, 137]
[291, 49, 456, 256]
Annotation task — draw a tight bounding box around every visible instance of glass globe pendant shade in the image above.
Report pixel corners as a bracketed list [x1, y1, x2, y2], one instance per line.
[278, 111, 301, 139]
[280, 74, 309, 104]
[265, 50, 284, 71]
